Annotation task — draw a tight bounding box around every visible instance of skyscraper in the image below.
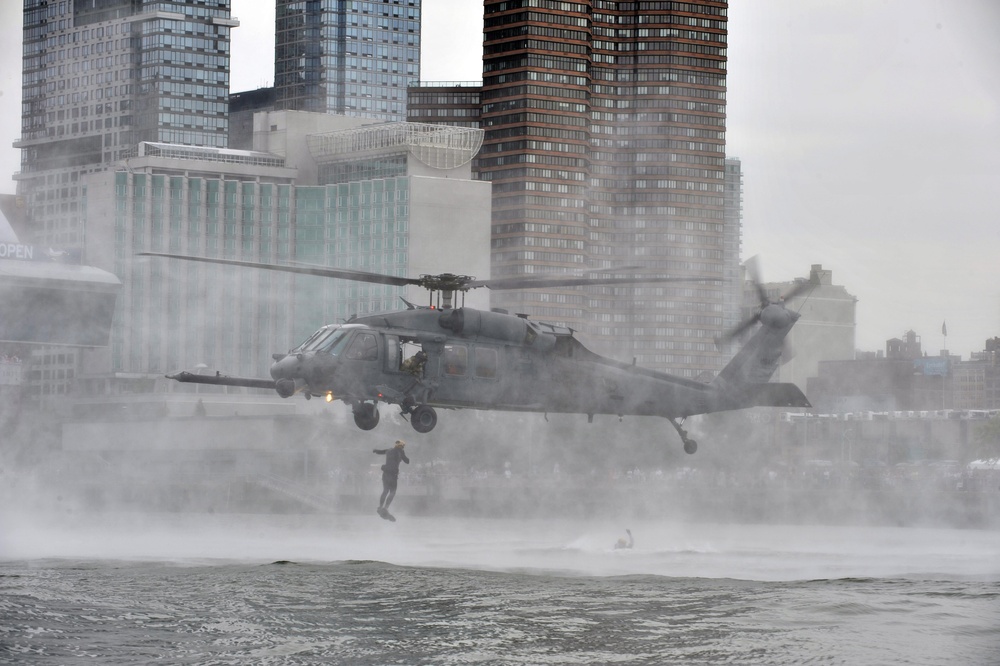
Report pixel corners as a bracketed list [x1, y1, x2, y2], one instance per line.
[17, 0, 238, 249]
[15, 0, 237, 401]
[274, 0, 421, 122]
[479, 0, 730, 377]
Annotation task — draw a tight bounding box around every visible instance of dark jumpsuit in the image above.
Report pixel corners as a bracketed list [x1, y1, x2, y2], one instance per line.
[374, 446, 410, 509]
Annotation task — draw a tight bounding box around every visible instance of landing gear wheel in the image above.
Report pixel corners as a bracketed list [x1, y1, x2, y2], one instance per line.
[353, 403, 380, 431]
[667, 416, 698, 455]
[410, 405, 437, 433]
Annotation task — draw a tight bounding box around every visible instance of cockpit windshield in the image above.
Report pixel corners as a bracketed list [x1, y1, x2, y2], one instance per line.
[292, 326, 352, 354]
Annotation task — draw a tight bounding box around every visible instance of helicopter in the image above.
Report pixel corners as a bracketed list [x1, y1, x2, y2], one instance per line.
[139, 252, 813, 454]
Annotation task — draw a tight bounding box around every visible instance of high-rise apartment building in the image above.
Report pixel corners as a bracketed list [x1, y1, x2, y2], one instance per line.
[406, 82, 482, 128]
[477, 0, 730, 377]
[722, 157, 743, 338]
[17, 0, 238, 249]
[274, 0, 421, 122]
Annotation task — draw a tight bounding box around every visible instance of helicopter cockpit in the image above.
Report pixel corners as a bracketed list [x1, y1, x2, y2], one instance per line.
[291, 324, 367, 355]
[271, 324, 381, 397]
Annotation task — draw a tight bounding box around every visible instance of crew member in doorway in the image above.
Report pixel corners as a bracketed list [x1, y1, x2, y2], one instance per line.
[374, 439, 410, 520]
[614, 528, 634, 550]
[401, 350, 428, 376]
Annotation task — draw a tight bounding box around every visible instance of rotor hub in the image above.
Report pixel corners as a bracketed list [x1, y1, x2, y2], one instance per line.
[417, 273, 475, 293]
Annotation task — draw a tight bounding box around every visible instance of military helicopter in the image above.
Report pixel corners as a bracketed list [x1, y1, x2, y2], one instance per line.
[140, 252, 813, 454]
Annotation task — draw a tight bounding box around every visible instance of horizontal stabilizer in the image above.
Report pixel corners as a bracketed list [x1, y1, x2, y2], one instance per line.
[166, 370, 276, 391]
[748, 382, 811, 408]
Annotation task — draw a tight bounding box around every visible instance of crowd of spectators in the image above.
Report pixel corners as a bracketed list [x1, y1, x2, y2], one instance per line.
[322, 456, 1000, 497]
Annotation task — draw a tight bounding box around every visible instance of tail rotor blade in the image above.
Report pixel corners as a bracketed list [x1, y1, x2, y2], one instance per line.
[781, 339, 796, 364]
[716, 313, 760, 347]
[782, 278, 815, 302]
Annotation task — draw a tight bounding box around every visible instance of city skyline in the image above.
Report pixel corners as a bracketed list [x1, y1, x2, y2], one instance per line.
[2, 1, 998, 359]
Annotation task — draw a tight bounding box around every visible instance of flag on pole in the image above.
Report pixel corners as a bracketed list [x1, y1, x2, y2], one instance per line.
[942, 321, 947, 336]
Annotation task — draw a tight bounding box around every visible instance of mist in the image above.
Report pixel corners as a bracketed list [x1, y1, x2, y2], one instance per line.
[3, 389, 997, 525]
[3, 3, 999, 586]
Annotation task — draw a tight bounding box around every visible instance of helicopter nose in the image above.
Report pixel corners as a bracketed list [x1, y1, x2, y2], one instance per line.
[270, 352, 304, 381]
[304, 352, 338, 389]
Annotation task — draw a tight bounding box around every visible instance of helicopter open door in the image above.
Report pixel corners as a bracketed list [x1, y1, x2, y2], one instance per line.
[384, 335, 428, 376]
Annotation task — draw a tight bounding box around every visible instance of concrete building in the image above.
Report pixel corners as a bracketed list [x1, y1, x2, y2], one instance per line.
[808, 332, 1000, 414]
[229, 87, 279, 150]
[0, 200, 120, 406]
[762, 264, 858, 393]
[273, 0, 421, 122]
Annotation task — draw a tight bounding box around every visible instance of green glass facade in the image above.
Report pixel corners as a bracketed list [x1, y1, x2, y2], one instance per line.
[294, 179, 410, 332]
[109, 172, 410, 378]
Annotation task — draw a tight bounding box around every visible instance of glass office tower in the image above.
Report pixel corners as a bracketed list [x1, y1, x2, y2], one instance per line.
[17, 0, 237, 249]
[274, 0, 421, 122]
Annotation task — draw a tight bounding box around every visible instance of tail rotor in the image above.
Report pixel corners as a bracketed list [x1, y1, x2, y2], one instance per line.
[716, 256, 815, 349]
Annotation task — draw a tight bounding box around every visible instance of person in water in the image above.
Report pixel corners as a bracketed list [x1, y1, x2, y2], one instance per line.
[614, 528, 634, 550]
[374, 439, 410, 515]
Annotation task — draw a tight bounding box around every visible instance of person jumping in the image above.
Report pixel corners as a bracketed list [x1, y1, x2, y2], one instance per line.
[374, 439, 409, 520]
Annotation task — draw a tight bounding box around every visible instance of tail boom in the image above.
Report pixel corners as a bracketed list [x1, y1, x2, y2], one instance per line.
[745, 382, 810, 408]
[710, 302, 810, 410]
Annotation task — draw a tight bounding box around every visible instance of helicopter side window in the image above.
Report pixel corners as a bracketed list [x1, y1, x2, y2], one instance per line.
[345, 333, 379, 361]
[474, 347, 498, 379]
[442, 344, 468, 376]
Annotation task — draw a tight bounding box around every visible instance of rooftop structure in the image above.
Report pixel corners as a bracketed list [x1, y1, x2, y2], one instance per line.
[306, 122, 484, 172]
[125, 142, 288, 169]
[0, 205, 119, 350]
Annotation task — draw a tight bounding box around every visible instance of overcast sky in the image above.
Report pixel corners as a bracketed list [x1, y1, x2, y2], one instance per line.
[1, 1, 997, 358]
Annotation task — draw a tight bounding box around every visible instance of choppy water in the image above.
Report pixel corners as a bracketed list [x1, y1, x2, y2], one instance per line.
[2, 515, 999, 665]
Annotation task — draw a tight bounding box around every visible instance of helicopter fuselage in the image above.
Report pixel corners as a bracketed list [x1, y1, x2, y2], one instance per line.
[149, 251, 812, 453]
[268, 307, 718, 419]
[166, 303, 810, 450]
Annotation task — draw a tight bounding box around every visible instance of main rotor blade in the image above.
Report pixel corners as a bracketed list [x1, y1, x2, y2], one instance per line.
[138, 252, 419, 287]
[139, 253, 726, 293]
[782, 278, 815, 301]
[469, 275, 724, 290]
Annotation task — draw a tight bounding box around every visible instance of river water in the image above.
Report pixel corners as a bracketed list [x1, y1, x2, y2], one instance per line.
[2, 514, 998, 665]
